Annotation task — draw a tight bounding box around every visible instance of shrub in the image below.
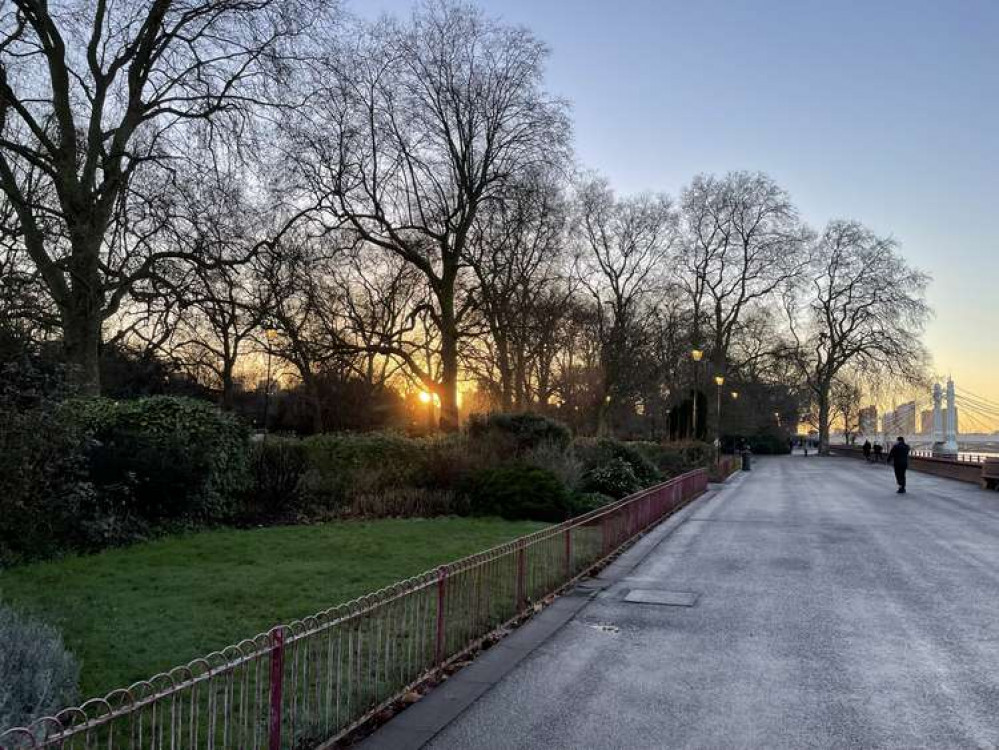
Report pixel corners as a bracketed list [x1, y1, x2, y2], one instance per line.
[467, 412, 572, 459]
[246, 438, 309, 519]
[300, 433, 429, 510]
[0, 603, 79, 732]
[347, 488, 466, 518]
[0, 370, 96, 566]
[630, 441, 687, 478]
[579, 457, 641, 499]
[416, 434, 485, 493]
[64, 396, 251, 524]
[522, 440, 584, 490]
[569, 491, 615, 516]
[675, 440, 717, 470]
[573, 437, 660, 485]
[748, 432, 791, 455]
[463, 464, 571, 522]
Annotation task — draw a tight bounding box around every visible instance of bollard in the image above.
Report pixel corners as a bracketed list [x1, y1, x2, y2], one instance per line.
[741, 449, 752, 471]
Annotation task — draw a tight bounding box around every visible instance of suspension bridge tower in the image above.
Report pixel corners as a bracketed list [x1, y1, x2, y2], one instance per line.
[933, 377, 960, 457]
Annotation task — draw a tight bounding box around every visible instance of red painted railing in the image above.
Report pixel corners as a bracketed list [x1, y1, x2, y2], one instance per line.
[0, 470, 708, 750]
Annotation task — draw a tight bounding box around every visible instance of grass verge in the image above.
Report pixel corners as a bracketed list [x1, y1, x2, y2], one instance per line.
[0, 517, 544, 698]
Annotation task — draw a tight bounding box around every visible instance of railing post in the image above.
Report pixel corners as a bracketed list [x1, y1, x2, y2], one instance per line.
[516, 541, 527, 610]
[435, 566, 448, 665]
[564, 528, 572, 578]
[268, 626, 285, 750]
[601, 515, 609, 556]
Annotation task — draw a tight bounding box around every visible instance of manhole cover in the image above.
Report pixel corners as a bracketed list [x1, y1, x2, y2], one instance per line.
[590, 623, 621, 634]
[623, 589, 699, 607]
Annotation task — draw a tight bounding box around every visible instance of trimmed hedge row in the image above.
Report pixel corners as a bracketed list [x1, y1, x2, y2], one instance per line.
[1, 402, 720, 566]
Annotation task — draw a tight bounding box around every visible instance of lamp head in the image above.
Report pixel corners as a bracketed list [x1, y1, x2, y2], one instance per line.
[691, 349, 703, 362]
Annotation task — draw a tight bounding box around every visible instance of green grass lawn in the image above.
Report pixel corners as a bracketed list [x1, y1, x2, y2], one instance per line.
[0, 517, 544, 699]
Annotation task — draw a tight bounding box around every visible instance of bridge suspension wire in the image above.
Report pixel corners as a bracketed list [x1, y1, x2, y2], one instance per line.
[954, 394, 999, 420]
[953, 397, 999, 432]
[956, 386, 999, 411]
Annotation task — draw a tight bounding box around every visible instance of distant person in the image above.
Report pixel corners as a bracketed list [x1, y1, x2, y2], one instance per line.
[887, 436, 911, 494]
[863, 440, 872, 462]
[873, 443, 883, 463]
[803, 442, 809, 457]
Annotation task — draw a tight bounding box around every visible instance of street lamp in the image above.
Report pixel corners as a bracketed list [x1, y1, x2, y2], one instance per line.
[690, 349, 703, 439]
[714, 374, 725, 450]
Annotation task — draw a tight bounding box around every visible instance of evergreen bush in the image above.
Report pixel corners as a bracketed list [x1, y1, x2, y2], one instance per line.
[0, 603, 79, 732]
[463, 464, 571, 522]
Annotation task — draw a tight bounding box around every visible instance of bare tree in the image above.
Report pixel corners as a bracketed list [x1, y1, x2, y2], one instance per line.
[467, 171, 568, 410]
[573, 176, 678, 434]
[830, 374, 863, 445]
[680, 172, 811, 375]
[788, 220, 931, 454]
[287, 0, 570, 430]
[0, 0, 319, 393]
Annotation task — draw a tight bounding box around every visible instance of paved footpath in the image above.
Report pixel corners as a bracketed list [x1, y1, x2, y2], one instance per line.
[369, 456, 999, 749]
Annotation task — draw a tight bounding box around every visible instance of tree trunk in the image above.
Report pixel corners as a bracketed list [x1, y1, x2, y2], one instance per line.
[818, 386, 831, 455]
[495, 335, 513, 412]
[62, 277, 103, 397]
[513, 347, 527, 411]
[220, 362, 236, 410]
[438, 281, 460, 433]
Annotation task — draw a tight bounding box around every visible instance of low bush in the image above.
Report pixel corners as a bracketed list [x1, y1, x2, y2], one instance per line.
[347, 488, 466, 518]
[569, 491, 615, 516]
[630, 441, 688, 478]
[0, 398, 95, 566]
[300, 432, 429, 510]
[748, 432, 792, 455]
[573, 437, 660, 486]
[0, 603, 80, 732]
[467, 412, 572, 459]
[579, 456, 642, 499]
[463, 464, 571, 522]
[673, 440, 718, 470]
[522, 440, 584, 490]
[65, 396, 251, 524]
[246, 438, 309, 519]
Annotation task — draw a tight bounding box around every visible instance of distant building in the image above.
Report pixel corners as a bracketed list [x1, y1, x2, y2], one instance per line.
[888, 401, 917, 436]
[920, 408, 959, 438]
[882, 411, 895, 435]
[859, 405, 878, 436]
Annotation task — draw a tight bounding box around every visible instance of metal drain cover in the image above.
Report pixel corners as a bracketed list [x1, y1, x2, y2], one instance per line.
[624, 589, 699, 607]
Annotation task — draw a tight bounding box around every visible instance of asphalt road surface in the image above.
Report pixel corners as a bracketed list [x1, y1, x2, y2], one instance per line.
[426, 457, 999, 749]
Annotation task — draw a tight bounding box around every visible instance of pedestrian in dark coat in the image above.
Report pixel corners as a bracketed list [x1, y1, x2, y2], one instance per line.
[862, 440, 872, 462]
[873, 443, 884, 463]
[887, 436, 910, 494]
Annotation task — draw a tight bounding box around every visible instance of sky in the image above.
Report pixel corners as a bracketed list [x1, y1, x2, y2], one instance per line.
[359, 0, 999, 424]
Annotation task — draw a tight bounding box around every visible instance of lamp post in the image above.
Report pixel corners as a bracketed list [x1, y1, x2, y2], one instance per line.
[691, 349, 703, 439]
[714, 374, 725, 450]
[262, 328, 278, 438]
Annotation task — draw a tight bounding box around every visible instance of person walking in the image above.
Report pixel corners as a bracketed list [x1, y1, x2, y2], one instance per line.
[887, 436, 910, 494]
[863, 439, 872, 462]
[873, 442, 884, 463]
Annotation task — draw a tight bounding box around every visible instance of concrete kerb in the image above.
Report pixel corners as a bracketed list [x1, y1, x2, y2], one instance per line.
[355, 470, 743, 750]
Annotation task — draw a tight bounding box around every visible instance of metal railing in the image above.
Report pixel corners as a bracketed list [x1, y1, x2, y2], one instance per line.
[1, 470, 709, 750]
[909, 450, 989, 465]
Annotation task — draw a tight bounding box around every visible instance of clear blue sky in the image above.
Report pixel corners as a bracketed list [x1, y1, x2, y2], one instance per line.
[359, 0, 999, 408]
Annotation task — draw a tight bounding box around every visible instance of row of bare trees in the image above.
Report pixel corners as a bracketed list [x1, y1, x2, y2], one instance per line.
[0, 0, 931, 450]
